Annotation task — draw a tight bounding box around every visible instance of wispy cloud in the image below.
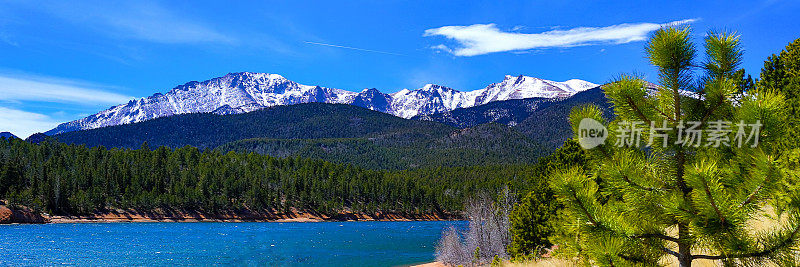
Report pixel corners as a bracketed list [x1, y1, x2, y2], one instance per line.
[0, 73, 132, 137]
[304, 41, 405, 56]
[0, 107, 61, 139]
[424, 19, 698, 56]
[0, 31, 18, 47]
[0, 74, 132, 105]
[33, 1, 234, 44]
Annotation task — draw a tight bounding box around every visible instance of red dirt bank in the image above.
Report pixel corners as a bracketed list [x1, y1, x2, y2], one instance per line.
[1, 205, 460, 224]
[0, 205, 48, 224]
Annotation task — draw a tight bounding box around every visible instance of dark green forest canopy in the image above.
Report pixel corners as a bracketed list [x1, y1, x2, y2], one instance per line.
[50, 103, 550, 170]
[219, 123, 547, 170]
[52, 103, 456, 150]
[0, 137, 554, 216]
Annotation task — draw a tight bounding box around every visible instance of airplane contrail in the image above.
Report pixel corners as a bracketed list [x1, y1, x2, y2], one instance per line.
[304, 41, 405, 56]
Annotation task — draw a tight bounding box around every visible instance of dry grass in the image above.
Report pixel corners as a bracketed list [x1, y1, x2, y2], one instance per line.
[502, 206, 790, 267]
[417, 206, 793, 267]
[501, 258, 579, 267]
[500, 258, 720, 267]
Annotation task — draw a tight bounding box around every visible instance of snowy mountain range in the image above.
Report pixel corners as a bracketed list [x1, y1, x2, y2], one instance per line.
[45, 72, 598, 135]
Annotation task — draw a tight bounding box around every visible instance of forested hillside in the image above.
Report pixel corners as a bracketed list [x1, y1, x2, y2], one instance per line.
[53, 103, 456, 149]
[219, 123, 545, 169]
[513, 88, 613, 148]
[0, 137, 548, 216]
[414, 88, 612, 149]
[50, 103, 549, 169]
[40, 87, 615, 173]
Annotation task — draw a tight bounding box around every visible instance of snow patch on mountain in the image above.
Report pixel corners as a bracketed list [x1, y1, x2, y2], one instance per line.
[45, 72, 598, 135]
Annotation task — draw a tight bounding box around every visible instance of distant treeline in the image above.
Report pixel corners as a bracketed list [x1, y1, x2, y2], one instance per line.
[219, 123, 546, 170]
[50, 103, 548, 170]
[0, 137, 550, 216]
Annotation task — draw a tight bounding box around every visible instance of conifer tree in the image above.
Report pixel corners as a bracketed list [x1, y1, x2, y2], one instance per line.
[758, 38, 800, 149]
[553, 26, 800, 266]
[508, 139, 587, 257]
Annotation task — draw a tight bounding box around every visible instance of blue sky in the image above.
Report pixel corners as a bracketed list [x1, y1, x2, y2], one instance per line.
[0, 0, 798, 138]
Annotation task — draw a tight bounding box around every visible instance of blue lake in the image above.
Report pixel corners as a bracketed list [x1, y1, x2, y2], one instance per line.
[0, 221, 467, 266]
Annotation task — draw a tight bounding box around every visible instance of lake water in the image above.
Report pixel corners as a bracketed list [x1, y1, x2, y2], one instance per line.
[0, 221, 466, 266]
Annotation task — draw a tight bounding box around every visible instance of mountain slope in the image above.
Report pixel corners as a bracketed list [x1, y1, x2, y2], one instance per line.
[0, 132, 17, 139]
[52, 103, 547, 169]
[53, 103, 454, 149]
[219, 123, 546, 170]
[414, 87, 614, 149]
[514, 88, 614, 149]
[412, 96, 568, 128]
[46, 73, 357, 135]
[46, 72, 597, 135]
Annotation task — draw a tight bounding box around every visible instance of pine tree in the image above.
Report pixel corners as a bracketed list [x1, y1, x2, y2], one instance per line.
[758, 38, 800, 149]
[552, 26, 800, 266]
[508, 140, 587, 257]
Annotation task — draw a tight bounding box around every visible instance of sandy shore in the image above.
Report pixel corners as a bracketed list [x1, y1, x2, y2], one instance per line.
[6, 207, 460, 224]
[411, 262, 446, 267]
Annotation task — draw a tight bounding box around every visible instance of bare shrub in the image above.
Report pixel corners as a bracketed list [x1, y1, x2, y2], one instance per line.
[435, 226, 468, 265]
[435, 187, 516, 266]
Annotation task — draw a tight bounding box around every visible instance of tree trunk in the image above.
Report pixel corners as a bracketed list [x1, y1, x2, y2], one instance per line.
[676, 144, 692, 266]
[678, 223, 692, 267]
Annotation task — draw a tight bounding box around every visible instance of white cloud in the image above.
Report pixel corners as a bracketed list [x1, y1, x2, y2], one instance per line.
[31, 1, 234, 44]
[0, 74, 132, 105]
[0, 107, 61, 139]
[430, 44, 452, 53]
[424, 19, 698, 56]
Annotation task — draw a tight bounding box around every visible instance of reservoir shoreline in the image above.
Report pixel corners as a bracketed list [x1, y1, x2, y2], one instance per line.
[1, 204, 461, 224]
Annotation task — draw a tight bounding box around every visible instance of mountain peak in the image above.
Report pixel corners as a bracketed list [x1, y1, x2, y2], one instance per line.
[222, 72, 287, 82]
[420, 84, 455, 92]
[421, 84, 438, 90]
[45, 72, 600, 135]
[360, 88, 381, 93]
[0, 132, 18, 139]
[391, 89, 411, 96]
[503, 74, 539, 81]
[503, 74, 522, 80]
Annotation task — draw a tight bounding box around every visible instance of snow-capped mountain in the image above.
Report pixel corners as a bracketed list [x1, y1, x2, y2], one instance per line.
[45, 72, 598, 135]
[387, 75, 598, 118]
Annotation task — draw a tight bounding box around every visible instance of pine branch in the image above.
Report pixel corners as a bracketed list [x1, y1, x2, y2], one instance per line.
[692, 223, 800, 260]
[568, 188, 599, 226]
[739, 162, 773, 208]
[653, 105, 677, 123]
[663, 247, 681, 258]
[595, 144, 612, 159]
[739, 183, 765, 208]
[618, 252, 655, 264]
[625, 96, 653, 125]
[678, 205, 701, 217]
[700, 94, 725, 124]
[698, 172, 726, 224]
[621, 174, 668, 191]
[631, 233, 679, 243]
